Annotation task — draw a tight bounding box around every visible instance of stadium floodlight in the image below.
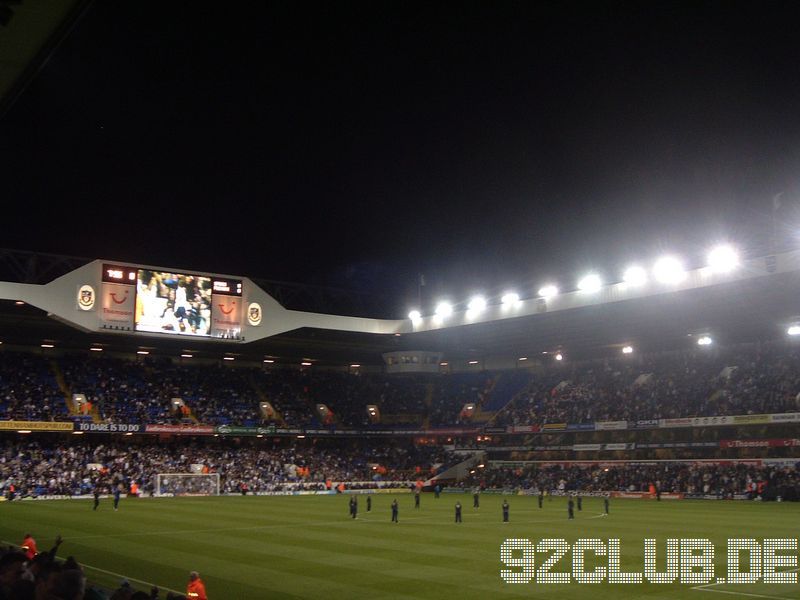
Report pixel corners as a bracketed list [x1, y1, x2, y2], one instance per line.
[623, 265, 647, 286]
[467, 296, 487, 313]
[554, 353, 563, 361]
[301, 361, 312, 366]
[136, 350, 149, 355]
[538, 284, 558, 299]
[518, 357, 528, 361]
[653, 256, 685, 284]
[707, 245, 739, 273]
[181, 354, 193, 358]
[697, 336, 713, 346]
[788, 326, 800, 336]
[223, 356, 235, 361]
[578, 274, 602, 293]
[41, 343, 54, 348]
[90, 347, 103, 352]
[350, 364, 361, 368]
[263, 358, 274, 363]
[622, 345, 634, 354]
[501, 292, 520, 305]
[435, 301, 453, 318]
[408, 309, 422, 321]
[468, 360, 479, 365]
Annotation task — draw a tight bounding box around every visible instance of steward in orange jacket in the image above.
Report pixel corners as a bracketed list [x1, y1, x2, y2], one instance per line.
[187, 571, 208, 600]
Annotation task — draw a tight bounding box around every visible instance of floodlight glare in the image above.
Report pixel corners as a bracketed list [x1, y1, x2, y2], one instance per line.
[788, 326, 800, 336]
[554, 353, 563, 361]
[501, 292, 520, 305]
[623, 265, 647, 286]
[435, 302, 453, 318]
[707, 245, 739, 273]
[653, 256, 686, 284]
[467, 296, 487, 312]
[697, 336, 713, 346]
[408, 310, 422, 321]
[578, 274, 602, 293]
[622, 345, 634, 354]
[538, 285, 558, 299]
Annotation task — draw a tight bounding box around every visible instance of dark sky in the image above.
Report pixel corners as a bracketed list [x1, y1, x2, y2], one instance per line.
[2, 1, 800, 315]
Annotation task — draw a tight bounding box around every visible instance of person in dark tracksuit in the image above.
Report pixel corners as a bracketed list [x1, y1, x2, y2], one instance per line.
[604, 495, 610, 515]
[568, 497, 575, 519]
[577, 495, 582, 511]
[415, 491, 420, 509]
[538, 490, 544, 508]
[435, 484, 441, 499]
[352, 496, 358, 519]
[473, 491, 479, 508]
[455, 501, 462, 523]
[391, 499, 398, 523]
[113, 485, 121, 511]
[366, 496, 371, 512]
[502, 500, 509, 522]
[93, 486, 100, 511]
[349, 496, 355, 518]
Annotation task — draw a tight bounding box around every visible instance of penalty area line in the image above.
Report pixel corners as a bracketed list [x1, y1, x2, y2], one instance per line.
[691, 567, 800, 600]
[690, 588, 797, 600]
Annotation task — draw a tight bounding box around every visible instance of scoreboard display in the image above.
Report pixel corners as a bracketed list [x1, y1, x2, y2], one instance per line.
[100, 264, 243, 338]
[102, 265, 137, 283]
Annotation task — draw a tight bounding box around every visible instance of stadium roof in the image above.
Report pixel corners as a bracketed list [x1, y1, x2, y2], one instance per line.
[1, 249, 799, 367]
[0, 0, 89, 117]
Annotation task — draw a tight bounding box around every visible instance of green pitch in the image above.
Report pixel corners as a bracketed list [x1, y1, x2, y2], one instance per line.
[1, 494, 799, 599]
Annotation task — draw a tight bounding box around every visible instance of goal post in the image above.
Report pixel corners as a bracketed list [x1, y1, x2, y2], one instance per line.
[154, 473, 220, 496]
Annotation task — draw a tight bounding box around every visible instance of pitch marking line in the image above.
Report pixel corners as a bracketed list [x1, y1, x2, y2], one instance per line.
[691, 567, 800, 600]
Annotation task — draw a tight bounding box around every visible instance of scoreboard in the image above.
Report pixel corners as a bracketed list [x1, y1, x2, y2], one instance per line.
[98, 263, 247, 339]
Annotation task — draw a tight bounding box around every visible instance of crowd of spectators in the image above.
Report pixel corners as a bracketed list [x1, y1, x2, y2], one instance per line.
[459, 461, 800, 499]
[59, 357, 272, 427]
[0, 354, 66, 421]
[0, 535, 196, 599]
[0, 438, 457, 498]
[3, 341, 800, 430]
[493, 342, 800, 427]
[429, 372, 495, 426]
[0, 352, 506, 429]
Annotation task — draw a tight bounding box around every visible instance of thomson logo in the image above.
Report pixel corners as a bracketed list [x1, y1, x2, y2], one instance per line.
[219, 301, 235, 315]
[110, 290, 129, 305]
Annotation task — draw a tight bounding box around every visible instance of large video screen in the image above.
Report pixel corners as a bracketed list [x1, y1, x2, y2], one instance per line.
[135, 270, 213, 336]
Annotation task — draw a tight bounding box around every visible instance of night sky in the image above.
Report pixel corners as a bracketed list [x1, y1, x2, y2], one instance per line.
[1, 1, 799, 316]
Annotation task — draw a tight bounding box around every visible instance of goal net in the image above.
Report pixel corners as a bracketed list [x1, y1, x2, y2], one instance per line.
[154, 473, 220, 496]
